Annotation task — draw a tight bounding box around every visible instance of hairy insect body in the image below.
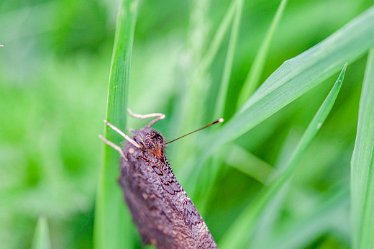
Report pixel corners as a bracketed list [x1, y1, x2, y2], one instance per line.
[120, 127, 217, 249]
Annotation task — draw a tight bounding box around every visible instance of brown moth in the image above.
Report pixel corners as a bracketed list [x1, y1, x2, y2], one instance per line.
[99, 111, 222, 249]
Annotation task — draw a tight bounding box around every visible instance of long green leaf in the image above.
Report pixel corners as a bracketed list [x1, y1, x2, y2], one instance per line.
[200, 1, 236, 71]
[196, 0, 243, 213]
[237, 0, 288, 107]
[222, 144, 273, 184]
[351, 49, 374, 249]
[94, 1, 139, 249]
[262, 190, 348, 249]
[204, 7, 374, 156]
[219, 65, 346, 249]
[31, 217, 51, 249]
[215, 0, 242, 116]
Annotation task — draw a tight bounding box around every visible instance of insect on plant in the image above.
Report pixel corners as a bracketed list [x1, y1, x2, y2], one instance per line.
[99, 110, 223, 249]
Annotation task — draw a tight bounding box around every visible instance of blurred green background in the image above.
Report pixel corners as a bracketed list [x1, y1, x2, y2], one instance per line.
[1, 0, 373, 248]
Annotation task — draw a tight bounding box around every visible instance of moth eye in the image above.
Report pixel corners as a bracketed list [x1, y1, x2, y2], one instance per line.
[153, 134, 163, 142]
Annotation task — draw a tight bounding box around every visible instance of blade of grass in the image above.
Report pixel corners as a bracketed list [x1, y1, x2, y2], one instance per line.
[203, 7, 374, 156]
[215, 0, 242, 117]
[237, 0, 288, 107]
[222, 144, 273, 184]
[262, 190, 348, 249]
[219, 65, 346, 249]
[194, 0, 242, 211]
[200, 1, 236, 71]
[351, 49, 374, 249]
[172, 0, 212, 184]
[31, 217, 51, 249]
[249, 181, 288, 249]
[94, 1, 139, 249]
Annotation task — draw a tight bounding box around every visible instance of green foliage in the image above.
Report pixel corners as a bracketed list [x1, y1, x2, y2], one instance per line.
[238, 0, 288, 106]
[204, 8, 374, 155]
[351, 49, 374, 249]
[94, 1, 139, 249]
[1, 1, 373, 249]
[31, 217, 51, 249]
[220, 65, 346, 249]
[215, 0, 243, 117]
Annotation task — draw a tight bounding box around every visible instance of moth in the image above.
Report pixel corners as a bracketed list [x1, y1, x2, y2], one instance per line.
[99, 110, 223, 249]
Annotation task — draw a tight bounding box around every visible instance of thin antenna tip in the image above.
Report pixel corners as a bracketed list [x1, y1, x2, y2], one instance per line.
[166, 117, 224, 144]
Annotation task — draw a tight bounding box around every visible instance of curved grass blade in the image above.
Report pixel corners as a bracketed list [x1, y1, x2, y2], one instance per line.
[195, 0, 243, 212]
[215, 0, 243, 116]
[200, 1, 236, 71]
[204, 7, 374, 156]
[262, 190, 348, 249]
[219, 65, 346, 249]
[31, 217, 51, 249]
[237, 0, 288, 107]
[221, 144, 273, 184]
[94, 1, 139, 249]
[351, 49, 374, 249]
[198, 0, 284, 210]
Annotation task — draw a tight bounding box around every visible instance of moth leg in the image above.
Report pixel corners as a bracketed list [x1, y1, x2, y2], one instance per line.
[98, 135, 126, 158]
[103, 120, 141, 148]
[127, 127, 135, 133]
[127, 108, 165, 127]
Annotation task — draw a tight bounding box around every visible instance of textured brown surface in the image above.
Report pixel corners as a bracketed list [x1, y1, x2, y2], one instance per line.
[119, 127, 217, 249]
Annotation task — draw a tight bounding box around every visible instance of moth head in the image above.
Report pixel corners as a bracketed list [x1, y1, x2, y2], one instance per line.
[133, 127, 165, 158]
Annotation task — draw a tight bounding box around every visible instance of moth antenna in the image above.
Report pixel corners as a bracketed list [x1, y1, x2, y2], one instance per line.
[128, 108, 165, 127]
[104, 120, 141, 148]
[99, 135, 126, 158]
[166, 118, 224, 144]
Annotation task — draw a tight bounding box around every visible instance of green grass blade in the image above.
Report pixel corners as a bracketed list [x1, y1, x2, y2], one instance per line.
[172, 0, 212, 184]
[201, 1, 236, 71]
[351, 49, 374, 249]
[94, 1, 139, 249]
[263, 190, 348, 249]
[31, 217, 51, 249]
[219, 65, 346, 249]
[222, 144, 273, 184]
[204, 7, 374, 155]
[237, 0, 288, 107]
[215, 0, 242, 116]
[195, 0, 242, 212]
